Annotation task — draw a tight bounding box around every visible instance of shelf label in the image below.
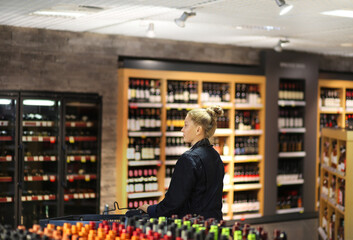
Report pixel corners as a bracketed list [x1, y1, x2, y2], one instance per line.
[85, 175, 90, 181]
[50, 137, 55, 143]
[90, 156, 96, 162]
[38, 195, 43, 201]
[81, 156, 86, 163]
[6, 156, 11, 161]
[79, 193, 84, 199]
[27, 196, 32, 201]
[71, 122, 76, 127]
[43, 175, 48, 181]
[69, 137, 75, 143]
[27, 176, 33, 181]
[38, 137, 43, 142]
[6, 197, 12, 202]
[34, 156, 39, 161]
[39, 156, 44, 161]
[50, 156, 55, 161]
[74, 193, 78, 199]
[44, 195, 49, 200]
[49, 176, 56, 182]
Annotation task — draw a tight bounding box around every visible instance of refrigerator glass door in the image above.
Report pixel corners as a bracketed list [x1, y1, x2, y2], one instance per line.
[20, 97, 60, 227]
[63, 100, 100, 215]
[0, 97, 17, 226]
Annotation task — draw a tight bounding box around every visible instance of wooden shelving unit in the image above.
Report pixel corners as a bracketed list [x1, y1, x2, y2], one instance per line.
[316, 79, 353, 210]
[117, 68, 265, 220]
[318, 128, 353, 239]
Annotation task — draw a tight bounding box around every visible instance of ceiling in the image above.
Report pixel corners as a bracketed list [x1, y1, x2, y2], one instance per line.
[1, 0, 353, 57]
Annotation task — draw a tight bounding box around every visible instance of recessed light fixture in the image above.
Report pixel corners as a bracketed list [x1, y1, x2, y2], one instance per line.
[23, 100, 55, 106]
[31, 5, 105, 18]
[321, 9, 353, 18]
[0, 99, 11, 105]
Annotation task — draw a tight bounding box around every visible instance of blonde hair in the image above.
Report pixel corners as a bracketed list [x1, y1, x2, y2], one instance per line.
[187, 105, 224, 138]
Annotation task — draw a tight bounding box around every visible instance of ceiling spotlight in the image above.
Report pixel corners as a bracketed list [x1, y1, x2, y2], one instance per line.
[275, 0, 293, 15]
[174, 11, 196, 28]
[274, 39, 289, 52]
[146, 23, 155, 38]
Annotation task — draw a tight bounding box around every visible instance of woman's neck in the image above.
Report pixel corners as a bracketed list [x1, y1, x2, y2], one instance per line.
[191, 135, 206, 146]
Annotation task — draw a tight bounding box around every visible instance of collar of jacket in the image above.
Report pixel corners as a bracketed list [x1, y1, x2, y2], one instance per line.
[191, 138, 211, 150]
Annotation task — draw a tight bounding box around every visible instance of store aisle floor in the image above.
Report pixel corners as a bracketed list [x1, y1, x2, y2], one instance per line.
[252, 218, 319, 240]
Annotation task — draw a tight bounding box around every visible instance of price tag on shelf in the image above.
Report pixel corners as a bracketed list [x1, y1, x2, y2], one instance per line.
[90, 193, 95, 198]
[85, 175, 90, 181]
[39, 137, 43, 142]
[87, 122, 93, 127]
[39, 156, 44, 161]
[79, 193, 84, 199]
[64, 195, 69, 201]
[27, 136, 32, 142]
[42, 121, 47, 127]
[44, 195, 49, 200]
[6, 197, 12, 202]
[34, 156, 39, 161]
[21, 196, 26, 201]
[49, 176, 56, 182]
[43, 175, 48, 181]
[6, 156, 11, 161]
[27, 196, 32, 201]
[74, 193, 78, 199]
[84, 193, 89, 198]
[36, 122, 40, 126]
[38, 195, 43, 201]
[27, 176, 33, 181]
[81, 156, 86, 163]
[69, 137, 75, 143]
[90, 156, 96, 162]
[50, 137, 56, 144]
[71, 122, 76, 127]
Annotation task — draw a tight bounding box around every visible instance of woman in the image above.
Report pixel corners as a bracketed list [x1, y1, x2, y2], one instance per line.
[138, 105, 225, 220]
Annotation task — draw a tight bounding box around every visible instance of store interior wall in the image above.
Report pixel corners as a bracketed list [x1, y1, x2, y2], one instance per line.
[0, 25, 353, 212]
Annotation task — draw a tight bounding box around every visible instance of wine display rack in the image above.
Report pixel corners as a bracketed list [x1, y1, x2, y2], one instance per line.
[316, 79, 353, 210]
[117, 69, 265, 221]
[0, 92, 102, 227]
[276, 79, 305, 214]
[318, 128, 352, 239]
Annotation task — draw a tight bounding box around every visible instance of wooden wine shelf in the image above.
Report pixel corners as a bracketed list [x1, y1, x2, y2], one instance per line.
[276, 207, 304, 214]
[233, 183, 262, 191]
[129, 102, 163, 108]
[234, 155, 262, 163]
[117, 68, 266, 220]
[22, 136, 56, 142]
[25, 156, 56, 162]
[65, 136, 97, 142]
[234, 176, 260, 183]
[234, 129, 263, 136]
[321, 163, 345, 179]
[0, 197, 13, 203]
[319, 106, 343, 113]
[0, 156, 12, 162]
[67, 155, 97, 162]
[65, 121, 94, 128]
[202, 102, 233, 109]
[23, 121, 54, 127]
[128, 160, 162, 167]
[0, 121, 9, 126]
[64, 192, 96, 201]
[21, 194, 56, 201]
[233, 213, 262, 220]
[165, 103, 200, 109]
[67, 174, 97, 181]
[24, 175, 56, 182]
[278, 100, 306, 107]
[345, 107, 353, 113]
[128, 132, 162, 137]
[128, 191, 163, 199]
[234, 103, 263, 109]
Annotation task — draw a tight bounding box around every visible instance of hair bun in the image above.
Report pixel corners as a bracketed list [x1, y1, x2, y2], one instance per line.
[206, 105, 224, 118]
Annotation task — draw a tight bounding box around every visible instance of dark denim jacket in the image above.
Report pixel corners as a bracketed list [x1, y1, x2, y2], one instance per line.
[147, 138, 224, 220]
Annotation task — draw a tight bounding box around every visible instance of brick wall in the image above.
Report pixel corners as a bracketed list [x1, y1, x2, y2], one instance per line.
[0, 25, 352, 212]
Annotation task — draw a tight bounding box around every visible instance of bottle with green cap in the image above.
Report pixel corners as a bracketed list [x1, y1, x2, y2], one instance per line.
[209, 225, 219, 240]
[234, 230, 242, 240]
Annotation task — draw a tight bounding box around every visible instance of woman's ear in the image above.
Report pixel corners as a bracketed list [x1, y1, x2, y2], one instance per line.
[196, 125, 203, 135]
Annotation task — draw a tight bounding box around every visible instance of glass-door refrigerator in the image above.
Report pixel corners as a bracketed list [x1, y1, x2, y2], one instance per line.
[0, 93, 18, 226]
[19, 93, 61, 227]
[61, 94, 101, 216]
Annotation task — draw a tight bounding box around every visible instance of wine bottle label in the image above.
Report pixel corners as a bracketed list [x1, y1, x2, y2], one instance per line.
[135, 152, 141, 161]
[127, 148, 135, 160]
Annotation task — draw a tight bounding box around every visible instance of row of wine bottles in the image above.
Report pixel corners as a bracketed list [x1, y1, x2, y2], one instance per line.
[127, 168, 158, 193]
[321, 209, 344, 240]
[167, 81, 198, 104]
[277, 159, 302, 176]
[128, 108, 162, 132]
[235, 84, 261, 105]
[235, 111, 260, 130]
[234, 165, 259, 183]
[128, 79, 162, 103]
[201, 83, 230, 103]
[278, 81, 305, 101]
[234, 137, 259, 155]
[276, 190, 302, 209]
[127, 138, 160, 161]
[320, 114, 338, 129]
[322, 172, 345, 206]
[320, 88, 340, 107]
[278, 134, 303, 152]
[278, 109, 304, 128]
